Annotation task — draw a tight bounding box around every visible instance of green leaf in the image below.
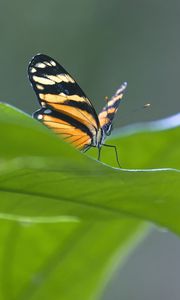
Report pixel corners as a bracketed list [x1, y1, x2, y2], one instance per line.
[0, 104, 179, 233]
[0, 103, 179, 300]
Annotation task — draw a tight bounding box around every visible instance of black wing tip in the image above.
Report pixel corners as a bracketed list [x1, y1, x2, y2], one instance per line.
[28, 53, 53, 66]
[115, 81, 128, 95]
[28, 53, 58, 79]
[120, 81, 128, 90]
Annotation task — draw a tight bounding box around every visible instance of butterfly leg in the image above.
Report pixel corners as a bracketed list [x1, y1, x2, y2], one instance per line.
[83, 145, 91, 153]
[102, 144, 121, 168]
[84, 145, 102, 162]
[98, 147, 102, 161]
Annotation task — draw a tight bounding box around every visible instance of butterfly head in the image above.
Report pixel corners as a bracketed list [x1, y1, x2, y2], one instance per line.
[102, 123, 113, 136]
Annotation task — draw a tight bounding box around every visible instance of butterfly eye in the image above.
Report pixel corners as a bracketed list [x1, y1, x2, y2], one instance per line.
[104, 123, 113, 136]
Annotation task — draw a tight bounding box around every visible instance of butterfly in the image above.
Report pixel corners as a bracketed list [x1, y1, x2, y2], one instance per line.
[28, 54, 127, 166]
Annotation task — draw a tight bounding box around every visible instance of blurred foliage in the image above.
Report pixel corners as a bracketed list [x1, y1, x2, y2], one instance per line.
[0, 0, 179, 124]
[0, 219, 144, 300]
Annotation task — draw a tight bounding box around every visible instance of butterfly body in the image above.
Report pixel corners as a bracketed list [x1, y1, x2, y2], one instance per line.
[28, 54, 127, 163]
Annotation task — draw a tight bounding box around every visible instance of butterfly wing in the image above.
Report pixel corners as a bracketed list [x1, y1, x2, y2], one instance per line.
[98, 82, 127, 135]
[28, 54, 100, 150]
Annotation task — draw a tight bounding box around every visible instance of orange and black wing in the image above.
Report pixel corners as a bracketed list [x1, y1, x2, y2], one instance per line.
[98, 82, 127, 135]
[28, 54, 100, 150]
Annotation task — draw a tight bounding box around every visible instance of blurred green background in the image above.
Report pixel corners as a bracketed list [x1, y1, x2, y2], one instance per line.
[0, 0, 179, 299]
